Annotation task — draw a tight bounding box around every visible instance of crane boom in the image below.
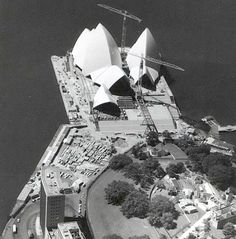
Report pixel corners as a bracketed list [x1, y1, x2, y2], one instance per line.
[127, 51, 185, 71]
[97, 4, 142, 22]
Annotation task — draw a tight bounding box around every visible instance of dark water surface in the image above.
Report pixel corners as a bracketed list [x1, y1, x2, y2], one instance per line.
[0, 0, 236, 233]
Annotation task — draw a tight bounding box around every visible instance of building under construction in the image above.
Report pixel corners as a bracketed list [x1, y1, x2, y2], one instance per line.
[65, 21, 182, 134]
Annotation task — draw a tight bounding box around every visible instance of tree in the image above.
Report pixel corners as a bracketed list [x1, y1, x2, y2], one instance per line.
[146, 131, 159, 147]
[186, 144, 210, 156]
[187, 234, 197, 239]
[160, 212, 177, 229]
[132, 144, 148, 160]
[202, 153, 232, 174]
[123, 162, 143, 184]
[187, 153, 205, 173]
[139, 151, 149, 161]
[109, 154, 133, 170]
[150, 195, 179, 220]
[121, 190, 150, 219]
[223, 222, 236, 239]
[129, 235, 150, 239]
[141, 158, 165, 179]
[173, 136, 195, 151]
[208, 165, 234, 191]
[154, 166, 166, 179]
[166, 162, 186, 176]
[103, 234, 123, 239]
[148, 195, 179, 229]
[165, 163, 182, 178]
[104, 180, 135, 205]
[148, 212, 162, 227]
[175, 162, 186, 174]
[140, 175, 154, 189]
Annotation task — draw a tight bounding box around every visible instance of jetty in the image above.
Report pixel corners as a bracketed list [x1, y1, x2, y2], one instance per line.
[219, 125, 236, 132]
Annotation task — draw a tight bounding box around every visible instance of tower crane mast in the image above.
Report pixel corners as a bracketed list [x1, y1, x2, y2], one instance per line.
[97, 4, 142, 60]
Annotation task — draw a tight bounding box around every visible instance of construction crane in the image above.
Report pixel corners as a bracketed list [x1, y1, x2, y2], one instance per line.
[135, 56, 158, 134]
[132, 52, 184, 134]
[126, 51, 185, 72]
[97, 4, 142, 60]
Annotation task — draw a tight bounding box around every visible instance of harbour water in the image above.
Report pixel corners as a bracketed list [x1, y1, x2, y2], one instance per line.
[0, 0, 236, 233]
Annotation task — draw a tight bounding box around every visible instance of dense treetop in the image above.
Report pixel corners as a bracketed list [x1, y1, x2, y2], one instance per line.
[109, 154, 133, 170]
[146, 131, 159, 147]
[121, 190, 150, 219]
[105, 180, 135, 205]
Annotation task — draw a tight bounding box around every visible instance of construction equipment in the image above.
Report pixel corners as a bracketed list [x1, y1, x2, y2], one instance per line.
[126, 51, 185, 72]
[97, 4, 142, 60]
[133, 50, 184, 134]
[135, 56, 158, 134]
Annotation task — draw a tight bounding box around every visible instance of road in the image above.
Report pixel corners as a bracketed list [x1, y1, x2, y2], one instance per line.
[3, 201, 40, 239]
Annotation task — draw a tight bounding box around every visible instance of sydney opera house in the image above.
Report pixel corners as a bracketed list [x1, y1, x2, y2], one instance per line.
[71, 23, 180, 133]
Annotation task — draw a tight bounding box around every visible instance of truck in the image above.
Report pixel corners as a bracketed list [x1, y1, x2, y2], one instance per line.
[12, 224, 17, 234]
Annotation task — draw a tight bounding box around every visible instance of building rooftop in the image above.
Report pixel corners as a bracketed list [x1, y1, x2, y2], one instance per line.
[41, 166, 69, 196]
[58, 222, 84, 239]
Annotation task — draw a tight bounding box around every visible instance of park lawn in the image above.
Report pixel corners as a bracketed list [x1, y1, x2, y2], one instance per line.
[87, 170, 159, 239]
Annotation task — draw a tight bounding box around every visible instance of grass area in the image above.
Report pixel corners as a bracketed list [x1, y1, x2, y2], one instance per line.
[87, 170, 159, 239]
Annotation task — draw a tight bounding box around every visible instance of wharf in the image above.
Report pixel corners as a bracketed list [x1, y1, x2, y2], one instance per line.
[51, 56, 95, 130]
[219, 125, 236, 132]
[51, 55, 181, 134]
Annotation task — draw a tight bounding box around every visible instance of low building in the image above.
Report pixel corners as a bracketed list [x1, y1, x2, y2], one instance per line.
[184, 205, 198, 214]
[204, 137, 234, 156]
[179, 199, 194, 209]
[164, 143, 188, 161]
[57, 222, 85, 239]
[212, 205, 236, 229]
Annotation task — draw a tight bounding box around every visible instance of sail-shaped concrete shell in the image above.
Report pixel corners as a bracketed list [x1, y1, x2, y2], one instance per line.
[127, 28, 159, 90]
[91, 65, 134, 96]
[72, 28, 91, 69]
[72, 23, 122, 76]
[93, 85, 121, 117]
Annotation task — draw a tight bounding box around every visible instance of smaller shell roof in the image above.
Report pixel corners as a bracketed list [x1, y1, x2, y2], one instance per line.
[93, 85, 121, 117]
[129, 66, 158, 91]
[91, 65, 134, 96]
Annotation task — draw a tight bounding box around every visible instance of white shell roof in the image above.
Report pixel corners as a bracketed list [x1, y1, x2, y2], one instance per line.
[72, 28, 91, 68]
[92, 65, 124, 86]
[127, 28, 159, 69]
[91, 65, 133, 96]
[72, 23, 122, 76]
[127, 28, 159, 87]
[93, 85, 120, 116]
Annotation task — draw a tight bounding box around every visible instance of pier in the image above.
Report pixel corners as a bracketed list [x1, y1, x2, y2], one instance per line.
[219, 125, 236, 132]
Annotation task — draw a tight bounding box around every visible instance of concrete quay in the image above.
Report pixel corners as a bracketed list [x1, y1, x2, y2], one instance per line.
[219, 125, 236, 132]
[51, 56, 94, 130]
